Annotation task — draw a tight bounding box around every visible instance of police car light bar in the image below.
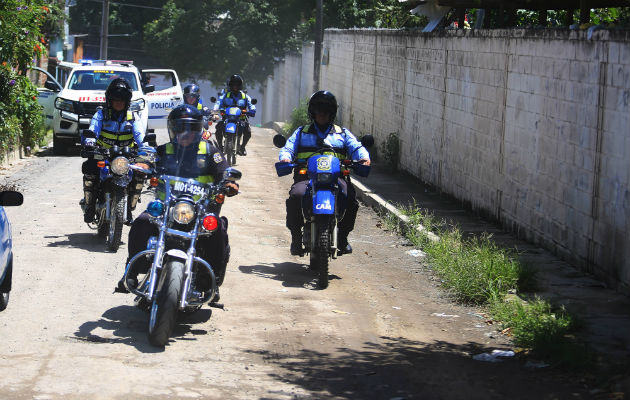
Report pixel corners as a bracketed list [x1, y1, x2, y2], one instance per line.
[78, 59, 134, 66]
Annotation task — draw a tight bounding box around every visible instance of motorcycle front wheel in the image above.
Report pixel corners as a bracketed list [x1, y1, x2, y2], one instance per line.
[225, 135, 236, 166]
[105, 187, 125, 252]
[147, 260, 184, 346]
[313, 218, 331, 289]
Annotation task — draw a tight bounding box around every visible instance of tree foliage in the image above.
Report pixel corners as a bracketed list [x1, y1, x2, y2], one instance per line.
[143, 0, 424, 86]
[0, 0, 63, 150]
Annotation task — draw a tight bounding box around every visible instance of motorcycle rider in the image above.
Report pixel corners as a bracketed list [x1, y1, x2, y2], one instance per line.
[81, 77, 145, 224]
[212, 74, 256, 155]
[278, 90, 370, 256]
[184, 83, 214, 141]
[117, 104, 239, 298]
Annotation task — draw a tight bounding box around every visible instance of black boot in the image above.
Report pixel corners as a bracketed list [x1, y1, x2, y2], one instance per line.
[290, 229, 304, 256]
[337, 235, 352, 255]
[83, 175, 98, 223]
[115, 274, 138, 294]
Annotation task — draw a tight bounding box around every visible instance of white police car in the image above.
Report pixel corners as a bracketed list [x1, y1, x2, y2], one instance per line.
[51, 60, 182, 155]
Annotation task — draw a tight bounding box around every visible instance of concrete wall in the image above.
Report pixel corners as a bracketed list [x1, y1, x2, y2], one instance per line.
[264, 29, 630, 290]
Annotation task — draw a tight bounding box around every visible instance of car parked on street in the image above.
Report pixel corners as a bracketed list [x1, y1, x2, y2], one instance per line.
[0, 190, 24, 312]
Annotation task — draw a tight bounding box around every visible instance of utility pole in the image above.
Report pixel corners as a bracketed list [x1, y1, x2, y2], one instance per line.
[313, 0, 323, 93]
[99, 0, 110, 59]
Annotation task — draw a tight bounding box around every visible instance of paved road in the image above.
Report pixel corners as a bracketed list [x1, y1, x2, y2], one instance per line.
[0, 128, 591, 399]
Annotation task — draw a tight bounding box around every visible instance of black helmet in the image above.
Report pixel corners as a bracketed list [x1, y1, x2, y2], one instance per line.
[308, 90, 337, 122]
[105, 78, 132, 110]
[167, 104, 203, 145]
[183, 83, 201, 104]
[228, 74, 243, 91]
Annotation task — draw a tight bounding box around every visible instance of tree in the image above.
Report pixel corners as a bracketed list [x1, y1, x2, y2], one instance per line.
[0, 0, 63, 150]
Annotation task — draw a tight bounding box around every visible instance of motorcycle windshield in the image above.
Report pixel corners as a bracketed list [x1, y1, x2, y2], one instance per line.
[156, 144, 214, 201]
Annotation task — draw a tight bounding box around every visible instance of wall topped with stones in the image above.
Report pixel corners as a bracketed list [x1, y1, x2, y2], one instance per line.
[264, 28, 630, 290]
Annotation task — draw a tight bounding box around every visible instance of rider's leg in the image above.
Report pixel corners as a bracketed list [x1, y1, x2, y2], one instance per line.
[81, 159, 99, 223]
[286, 180, 308, 255]
[337, 179, 358, 254]
[126, 173, 144, 224]
[116, 212, 156, 292]
[239, 123, 252, 156]
[215, 121, 225, 152]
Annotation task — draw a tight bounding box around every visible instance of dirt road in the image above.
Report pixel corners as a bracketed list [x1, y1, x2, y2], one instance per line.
[0, 128, 591, 399]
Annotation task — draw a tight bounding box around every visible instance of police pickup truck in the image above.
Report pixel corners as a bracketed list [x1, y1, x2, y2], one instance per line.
[46, 59, 182, 155]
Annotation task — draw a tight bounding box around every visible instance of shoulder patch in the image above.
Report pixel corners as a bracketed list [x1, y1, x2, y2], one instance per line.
[213, 152, 223, 164]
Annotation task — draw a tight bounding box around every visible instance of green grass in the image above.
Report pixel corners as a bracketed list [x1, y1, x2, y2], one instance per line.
[387, 204, 585, 364]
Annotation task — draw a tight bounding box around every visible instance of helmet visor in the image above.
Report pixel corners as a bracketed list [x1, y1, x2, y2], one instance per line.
[184, 93, 199, 103]
[168, 119, 203, 143]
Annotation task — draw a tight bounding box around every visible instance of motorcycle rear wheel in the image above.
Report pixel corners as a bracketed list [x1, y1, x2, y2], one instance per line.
[105, 188, 125, 252]
[147, 260, 184, 346]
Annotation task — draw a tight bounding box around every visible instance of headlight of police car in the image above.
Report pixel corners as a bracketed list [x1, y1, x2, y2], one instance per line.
[172, 202, 195, 224]
[110, 156, 130, 175]
[317, 173, 334, 184]
[129, 98, 145, 112]
[54, 97, 74, 112]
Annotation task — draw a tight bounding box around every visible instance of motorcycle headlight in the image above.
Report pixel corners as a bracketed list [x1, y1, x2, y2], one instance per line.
[129, 98, 145, 112]
[317, 173, 334, 184]
[172, 202, 195, 224]
[54, 97, 74, 112]
[110, 156, 130, 175]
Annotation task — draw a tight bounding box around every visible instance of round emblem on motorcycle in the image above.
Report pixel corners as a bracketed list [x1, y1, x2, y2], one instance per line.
[317, 157, 332, 171]
[213, 153, 223, 164]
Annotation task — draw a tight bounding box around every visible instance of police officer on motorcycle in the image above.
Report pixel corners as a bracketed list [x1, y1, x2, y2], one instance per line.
[184, 83, 214, 141]
[81, 78, 145, 223]
[212, 74, 256, 155]
[117, 104, 239, 297]
[278, 90, 370, 256]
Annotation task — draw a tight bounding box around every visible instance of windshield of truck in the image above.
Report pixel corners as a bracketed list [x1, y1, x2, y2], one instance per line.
[67, 70, 139, 91]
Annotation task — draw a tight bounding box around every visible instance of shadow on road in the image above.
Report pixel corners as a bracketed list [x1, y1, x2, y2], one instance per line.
[238, 262, 341, 289]
[45, 232, 124, 252]
[74, 305, 213, 352]
[247, 336, 590, 400]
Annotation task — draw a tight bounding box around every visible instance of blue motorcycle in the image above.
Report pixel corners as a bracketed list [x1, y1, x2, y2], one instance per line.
[210, 97, 257, 166]
[273, 134, 373, 288]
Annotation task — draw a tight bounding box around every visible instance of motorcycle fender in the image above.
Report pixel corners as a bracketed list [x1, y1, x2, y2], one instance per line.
[225, 123, 237, 134]
[312, 190, 335, 215]
[165, 249, 187, 261]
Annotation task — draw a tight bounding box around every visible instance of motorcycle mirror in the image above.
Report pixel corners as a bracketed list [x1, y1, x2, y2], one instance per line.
[143, 84, 155, 94]
[360, 135, 375, 149]
[251, 98, 258, 105]
[0, 191, 23, 207]
[82, 129, 96, 139]
[273, 134, 287, 148]
[143, 133, 157, 146]
[210, 97, 217, 103]
[223, 167, 242, 181]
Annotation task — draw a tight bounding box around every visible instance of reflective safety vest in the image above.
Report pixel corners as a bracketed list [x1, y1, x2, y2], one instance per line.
[294, 124, 348, 163]
[96, 111, 136, 149]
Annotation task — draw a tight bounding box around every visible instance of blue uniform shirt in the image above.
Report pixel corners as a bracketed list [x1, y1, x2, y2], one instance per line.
[213, 90, 256, 116]
[85, 109, 144, 147]
[279, 123, 370, 162]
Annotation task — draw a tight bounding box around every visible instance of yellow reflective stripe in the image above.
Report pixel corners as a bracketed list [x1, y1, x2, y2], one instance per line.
[295, 151, 346, 160]
[197, 103, 203, 110]
[96, 139, 112, 149]
[196, 175, 214, 184]
[126, 111, 133, 120]
[100, 131, 133, 141]
[165, 142, 207, 154]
